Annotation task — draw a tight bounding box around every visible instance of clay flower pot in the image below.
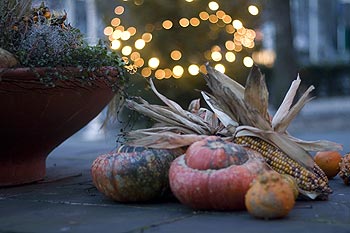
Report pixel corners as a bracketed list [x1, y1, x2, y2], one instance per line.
[0, 66, 123, 186]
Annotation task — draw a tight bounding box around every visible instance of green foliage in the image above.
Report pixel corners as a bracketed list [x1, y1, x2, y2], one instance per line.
[0, 0, 127, 89]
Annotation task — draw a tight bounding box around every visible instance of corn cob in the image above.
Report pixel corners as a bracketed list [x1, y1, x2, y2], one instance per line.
[234, 136, 332, 196]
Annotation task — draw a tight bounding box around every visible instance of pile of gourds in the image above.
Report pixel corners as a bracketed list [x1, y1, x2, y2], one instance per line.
[91, 136, 299, 219]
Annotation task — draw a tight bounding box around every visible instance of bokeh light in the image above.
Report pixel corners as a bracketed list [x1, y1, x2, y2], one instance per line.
[208, 1, 219, 11]
[162, 20, 173, 29]
[106, 2, 260, 79]
[141, 67, 152, 77]
[121, 46, 132, 56]
[199, 11, 209, 20]
[114, 6, 125, 15]
[243, 56, 254, 67]
[142, 33, 153, 42]
[179, 18, 190, 27]
[173, 65, 184, 78]
[111, 40, 121, 50]
[170, 50, 182, 60]
[211, 51, 222, 61]
[232, 19, 243, 29]
[248, 5, 259, 15]
[214, 64, 225, 73]
[135, 39, 146, 49]
[188, 64, 200, 75]
[148, 57, 160, 69]
[103, 26, 113, 36]
[225, 52, 236, 62]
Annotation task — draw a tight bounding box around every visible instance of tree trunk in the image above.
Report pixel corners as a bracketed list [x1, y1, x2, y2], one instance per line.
[266, 0, 298, 108]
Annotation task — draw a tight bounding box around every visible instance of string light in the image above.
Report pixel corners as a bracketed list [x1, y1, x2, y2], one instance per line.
[170, 50, 182, 60]
[243, 56, 254, 67]
[232, 19, 243, 29]
[148, 57, 160, 69]
[214, 64, 225, 73]
[173, 65, 184, 78]
[188, 64, 200, 75]
[208, 1, 219, 11]
[121, 46, 132, 56]
[248, 5, 259, 16]
[107, 2, 258, 79]
[111, 40, 121, 50]
[114, 6, 124, 15]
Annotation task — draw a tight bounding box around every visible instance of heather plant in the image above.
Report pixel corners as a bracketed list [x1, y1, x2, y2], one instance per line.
[0, 0, 127, 86]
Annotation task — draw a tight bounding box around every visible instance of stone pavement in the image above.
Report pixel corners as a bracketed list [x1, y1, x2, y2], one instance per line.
[1, 97, 350, 233]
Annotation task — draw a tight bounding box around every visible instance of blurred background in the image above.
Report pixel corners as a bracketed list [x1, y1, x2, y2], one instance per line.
[34, 0, 350, 140]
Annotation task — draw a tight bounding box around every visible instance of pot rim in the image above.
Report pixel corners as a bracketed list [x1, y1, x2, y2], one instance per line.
[0, 66, 125, 90]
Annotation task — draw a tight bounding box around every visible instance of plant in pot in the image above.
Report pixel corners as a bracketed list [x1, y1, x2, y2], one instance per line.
[0, 0, 129, 186]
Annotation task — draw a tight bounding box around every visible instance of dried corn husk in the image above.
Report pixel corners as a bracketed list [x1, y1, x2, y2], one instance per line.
[123, 64, 342, 199]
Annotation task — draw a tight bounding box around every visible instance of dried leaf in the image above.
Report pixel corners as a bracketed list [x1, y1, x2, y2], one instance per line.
[272, 76, 301, 130]
[287, 135, 343, 152]
[127, 131, 209, 149]
[205, 64, 245, 99]
[244, 64, 270, 121]
[201, 91, 238, 128]
[205, 66, 271, 131]
[126, 98, 210, 135]
[188, 99, 201, 113]
[275, 85, 315, 132]
[149, 79, 214, 131]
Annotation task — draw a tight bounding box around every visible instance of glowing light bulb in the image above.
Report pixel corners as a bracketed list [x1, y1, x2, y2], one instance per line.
[121, 46, 132, 56]
[199, 11, 209, 20]
[232, 20, 243, 29]
[111, 40, 121, 50]
[127, 27, 137, 36]
[211, 51, 222, 61]
[142, 33, 153, 42]
[188, 64, 200, 75]
[135, 39, 146, 49]
[141, 67, 152, 77]
[103, 26, 113, 36]
[173, 65, 184, 78]
[208, 1, 219, 11]
[225, 52, 236, 62]
[214, 64, 225, 73]
[155, 69, 166, 79]
[170, 50, 182, 60]
[243, 56, 254, 67]
[114, 6, 124, 15]
[162, 20, 173, 29]
[120, 31, 131, 40]
[248, 5, 259, 16]
[179, 18, 190, 27]
[148, 57, 160, 69]
[112, 30, 122, 39]
[111, 18, 121, 27]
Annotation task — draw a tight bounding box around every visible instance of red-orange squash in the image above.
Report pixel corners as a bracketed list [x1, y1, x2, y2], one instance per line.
[91, 146, 182, 202]
[169, 136, 267, 210]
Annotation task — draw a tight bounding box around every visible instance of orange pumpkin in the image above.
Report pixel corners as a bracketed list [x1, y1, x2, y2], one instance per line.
[245, 170, 295, 219]
[169, 136, 267, 210]
[314, 151, 342, 179]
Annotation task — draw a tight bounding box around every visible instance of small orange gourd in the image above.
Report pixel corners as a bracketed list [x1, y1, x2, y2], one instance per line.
[245, 170, 295, 219]
[314, 151, 342, 179]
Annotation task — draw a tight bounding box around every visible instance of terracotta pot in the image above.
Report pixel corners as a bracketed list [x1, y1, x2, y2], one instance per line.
[0, 67, 122, 186]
